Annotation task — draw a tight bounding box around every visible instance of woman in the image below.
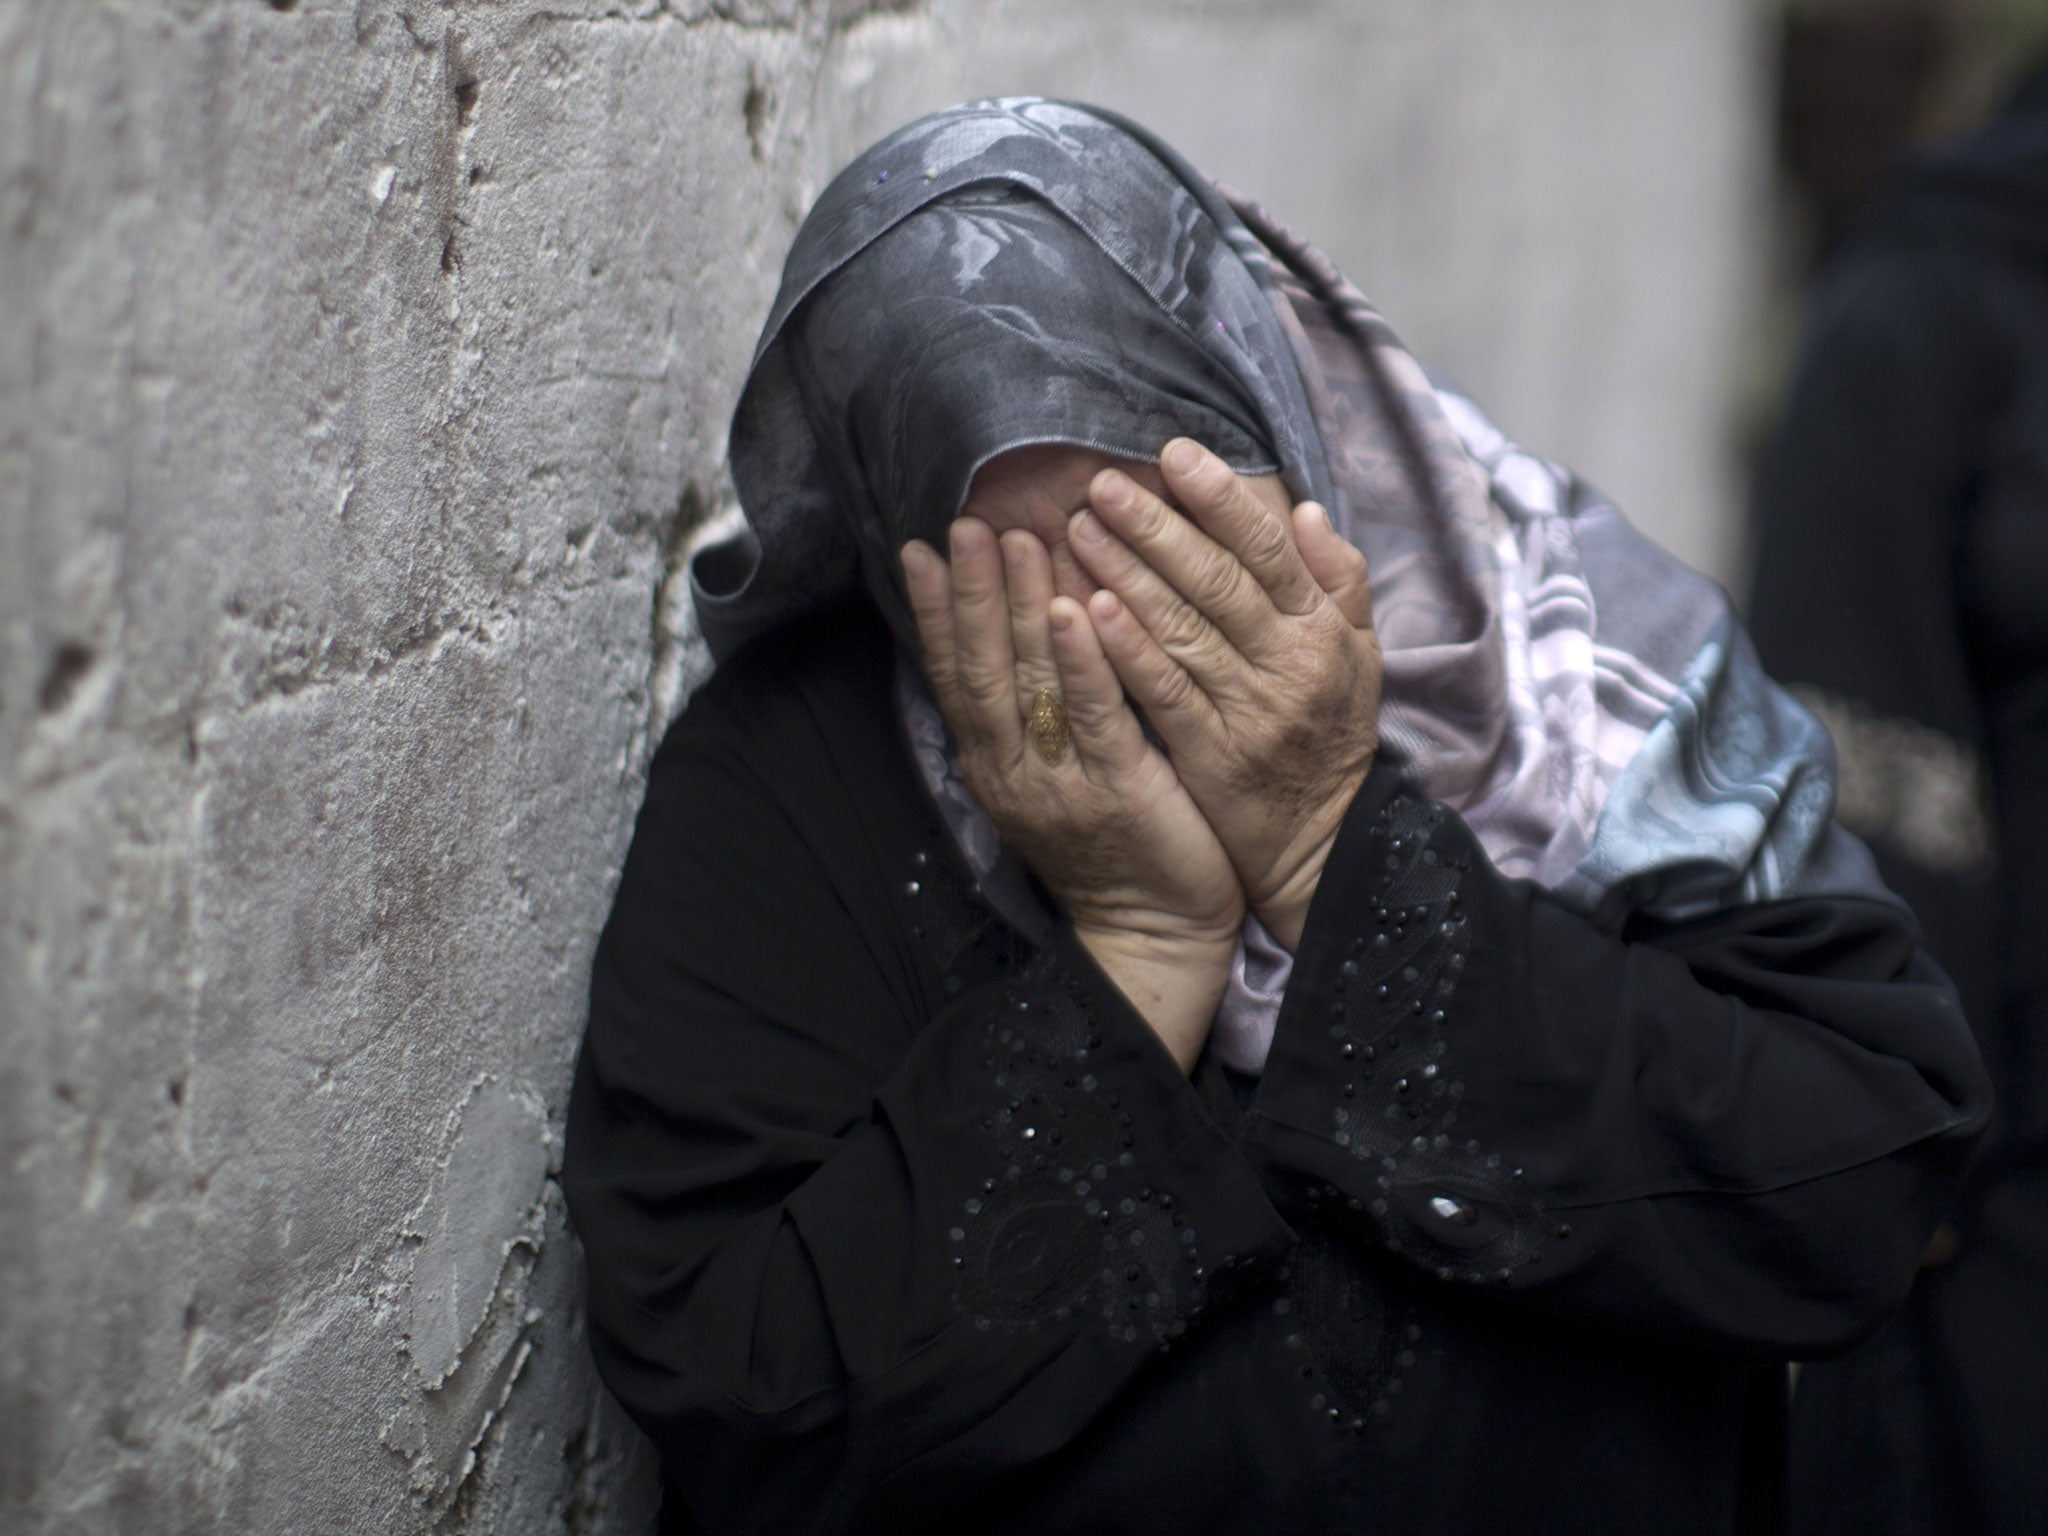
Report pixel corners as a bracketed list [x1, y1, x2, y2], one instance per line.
[565, 99, 1989, 1536]
[1749, 55, 2048, 1536]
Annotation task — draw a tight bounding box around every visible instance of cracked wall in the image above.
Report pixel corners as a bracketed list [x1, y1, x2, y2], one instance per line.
[0, 2, 1765, 1531]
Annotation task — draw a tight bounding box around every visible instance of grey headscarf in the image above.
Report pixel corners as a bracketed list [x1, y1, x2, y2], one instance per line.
[697, 97, 1897, 1071]
[702, 99, 1332, 657]
[776, 185, 1280, 652]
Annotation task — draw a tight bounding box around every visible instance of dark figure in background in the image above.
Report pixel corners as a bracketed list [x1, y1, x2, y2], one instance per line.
[567, 99, 1989, 1536]
[1750, 56, 2048, 1536]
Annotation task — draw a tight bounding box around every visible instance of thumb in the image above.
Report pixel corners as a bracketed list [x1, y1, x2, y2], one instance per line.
[1293, 503, 1375, 632]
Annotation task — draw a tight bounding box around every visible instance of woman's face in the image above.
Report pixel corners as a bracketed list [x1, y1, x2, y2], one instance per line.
[960, 444, 1292, 606]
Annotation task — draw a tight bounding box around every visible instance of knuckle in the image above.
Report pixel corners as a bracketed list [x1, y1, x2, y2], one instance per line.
[1130, 499, 1171, 546]
[1310, 609, 1353, 651]
[1194, 626, 1240, 674]
[1309, 660, 1354, 713]
[959, 662, 1009, 706]
[1241, 516, 1292, 571]
[1151, 663, 1198, 715]
[1155, 601, 1209, 656]
[1190, 553, 1245, 612]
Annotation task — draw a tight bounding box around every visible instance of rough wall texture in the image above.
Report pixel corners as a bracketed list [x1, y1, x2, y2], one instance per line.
[0, 3, 1764, 1532]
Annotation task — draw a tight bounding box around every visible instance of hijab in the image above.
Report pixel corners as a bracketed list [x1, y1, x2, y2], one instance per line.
[703, 100, 1330, 658]
[782, 185, 1280, 635]
[696, 98, 1897, 1068]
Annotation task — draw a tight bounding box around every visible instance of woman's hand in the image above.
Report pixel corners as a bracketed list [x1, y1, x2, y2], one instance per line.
[1068, 438, 1383, 950]
[902, 518, 1245, 1072]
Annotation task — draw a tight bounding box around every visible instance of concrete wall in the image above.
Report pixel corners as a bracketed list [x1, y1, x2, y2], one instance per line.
[0, 3, 1765, 1532]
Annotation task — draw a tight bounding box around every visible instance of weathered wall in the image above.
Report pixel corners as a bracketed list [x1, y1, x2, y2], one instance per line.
[0, 3, 1765, 1532]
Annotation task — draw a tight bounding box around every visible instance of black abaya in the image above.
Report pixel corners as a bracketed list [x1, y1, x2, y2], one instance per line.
[565, 605, 1988, 1536]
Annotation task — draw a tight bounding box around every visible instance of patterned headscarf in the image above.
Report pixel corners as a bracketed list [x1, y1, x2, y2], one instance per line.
[705, 100, 1329, 657]
[697, 98, 1894, 1067]
[779, 183, 1281, 631]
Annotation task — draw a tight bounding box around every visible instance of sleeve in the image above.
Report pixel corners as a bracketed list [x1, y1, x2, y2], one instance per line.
[1243, 762, 1992, 1358]
[561, 716, 1295, 1536]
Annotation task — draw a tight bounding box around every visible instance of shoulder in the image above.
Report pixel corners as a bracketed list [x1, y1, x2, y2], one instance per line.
[597, 601, 943, 1041]
[650, 602, 900, 795]
[628, 602, 938, 916]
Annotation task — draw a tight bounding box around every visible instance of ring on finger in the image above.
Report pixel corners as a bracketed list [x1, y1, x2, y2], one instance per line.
[1026, 687, 1070, 765]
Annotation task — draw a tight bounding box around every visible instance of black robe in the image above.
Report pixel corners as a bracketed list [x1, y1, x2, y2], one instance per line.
[564, 605, 1988, 1536]
[1748, 59, 2048, 1536]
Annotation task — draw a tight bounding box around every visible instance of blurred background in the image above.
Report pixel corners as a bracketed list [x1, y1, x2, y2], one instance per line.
[3, 2, 2043, 1531]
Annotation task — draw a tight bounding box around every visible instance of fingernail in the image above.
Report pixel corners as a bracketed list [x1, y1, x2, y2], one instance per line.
[1050, 603, 1074, 634]
[1164, 439, 1201, 474]
[900, 541, 935, 578]
[1093, 472, 1133, 511]
[1312, 502, 1332, 530]
[1070, 509, 1105, 543]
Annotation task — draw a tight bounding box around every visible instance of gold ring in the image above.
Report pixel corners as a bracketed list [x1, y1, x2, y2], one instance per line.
[1026, 686, 1070, 765]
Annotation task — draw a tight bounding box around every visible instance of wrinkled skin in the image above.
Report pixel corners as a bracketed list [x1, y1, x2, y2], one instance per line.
[901, 438, 1382, 1071]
